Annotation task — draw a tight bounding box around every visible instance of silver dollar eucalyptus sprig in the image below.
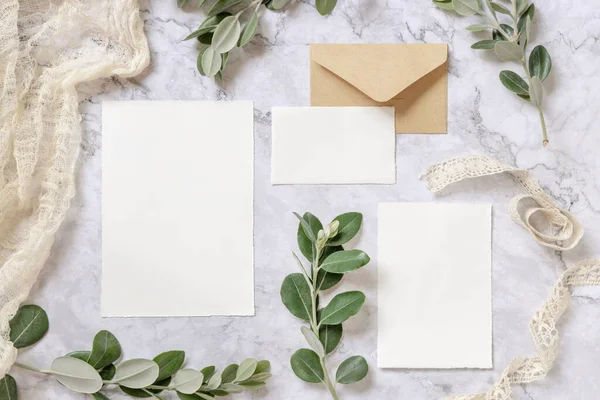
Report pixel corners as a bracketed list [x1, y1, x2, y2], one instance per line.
[434, 0, 553, 147]
[1, 305, 271, 399]
[179, 0, 339, 81]
[281, 212, 370, 400]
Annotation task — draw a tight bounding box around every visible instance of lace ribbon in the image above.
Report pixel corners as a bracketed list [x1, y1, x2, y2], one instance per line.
[421, 156, 598, 400]
[422, 155, 583, 251]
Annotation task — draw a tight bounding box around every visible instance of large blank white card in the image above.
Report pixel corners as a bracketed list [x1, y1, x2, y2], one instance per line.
[271, 107, 396, 184]
[378, 203, 492, 369]
[102, 101, 254, 317]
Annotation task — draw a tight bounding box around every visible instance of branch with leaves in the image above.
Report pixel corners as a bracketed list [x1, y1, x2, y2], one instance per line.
[1, 305, 271, 400]
[180, 0, 339, 80]
[281, 212, 370, 400]
[434, 0, 553, 147]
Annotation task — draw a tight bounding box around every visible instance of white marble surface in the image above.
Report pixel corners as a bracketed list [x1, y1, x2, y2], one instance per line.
[12, 0, 600, 398]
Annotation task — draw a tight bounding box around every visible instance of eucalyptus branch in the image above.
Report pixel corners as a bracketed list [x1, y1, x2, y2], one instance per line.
[2, 305, 272, 400]
[281, 212, 370, 400]
[434, 0, 553, 148]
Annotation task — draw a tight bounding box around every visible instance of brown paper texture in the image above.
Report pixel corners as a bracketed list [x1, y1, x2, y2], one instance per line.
[310, 43, 448, 134]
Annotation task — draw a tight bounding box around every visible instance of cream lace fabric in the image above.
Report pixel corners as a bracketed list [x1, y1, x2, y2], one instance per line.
[422, 156, 599, 400]
[0, 0, 149, 377]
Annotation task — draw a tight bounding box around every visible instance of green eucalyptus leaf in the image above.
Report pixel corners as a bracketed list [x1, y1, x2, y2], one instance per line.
[237, 380, 266, 389]
[315, 268, 343, 291]
[280, 273, 313, 321]
[335, 356, 368, 384]
[319, 291, 365, 325]
[290, 349, 324, 383]
[321, 250, 370, 274]
[471, 40, 498, 50]
[254, 360, 271, 374]
[221, 364, 239, 383]
[201, 47, 222, 78]
[529, 76, 544, 108]
[221, 383, 244, 393]
[200, 366, 216, 383]
[206, 372, 222, 390]
[248, 372, 271, 381]
[529, 45, 552, 81]
[0, 375, 17, 400]
[88, 330, 121, 370]
[316, 0, 338, 15]
[235, 358, 258, 382]
[114, 359, 160, 389]
[297, 212, 322, 260]
[50, 357, 103, 394]
[197, 45, 210, 76]
[173, 369, 204, 394]
[211, 16, 241, 54]
[300, 326, 325, 357]
[490, 1, 510, 15]
[66, 350, 91, 362]
[466, 24, 494, 32]
[494, 41, 523, 61]
[99, 364, 117, 380]
[516, 0, 528, 15]
[294, 212, 318, 244]
[9, 304, 49, 349]
[154, 350, 185, 381]
[184, 13, 230, 41]
[238, 12, 258, 47]
[518, 3, 535, 33]
[327, 212, 362, 246]
[452, 0, 479, 16]
[207, 0, 243, 17]
[499, 70, 529, 95]
[433, 0, 454, 10]
[120, 377, 170, 398]
[319, 324, 343, 354]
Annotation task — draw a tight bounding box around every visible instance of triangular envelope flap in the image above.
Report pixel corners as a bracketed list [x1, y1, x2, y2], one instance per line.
[311, 43, 448, 103]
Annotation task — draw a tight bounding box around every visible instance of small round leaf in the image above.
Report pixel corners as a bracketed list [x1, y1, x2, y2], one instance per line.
[114, 359, 160, 389]
[221, 383, 244, 393]
[471, 40, 498, 50]
[88, 330, 121, 370]
[212, 16, 241, 54]
[238, 12, 258, 47]
[316, 0, 338, 15]
[327, 212, 362, 246]
[201, 47, 222, 78]
[335, 356, 368, 384]
[319, 291, 365, 325]
[494, 41, 523, 62]
[50, 357, 103, 394]
[221, 364, 239, 383]
[297, 212, 322, 260]
[206, 372, 222, 390]
[254, 360, 271, 374]
[300, 326, 325, 357]
[173, 369, 204, 394]
[9, 304, 49, 349]
[452, 0, 479, 16]
[280, 273, 313, 322]
[319, 324, 343, 354]
[321, 250, 370, 274]
[235, 358, 257, 382]
[499, 70, 529, 95]
[290, 349, 324, 383]
[529, 45, 552, 81]
[154, 350, 185, 381]
[0, 375, 18, 400]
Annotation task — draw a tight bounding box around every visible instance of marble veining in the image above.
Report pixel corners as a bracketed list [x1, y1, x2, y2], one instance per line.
[12, 0, 600, 399]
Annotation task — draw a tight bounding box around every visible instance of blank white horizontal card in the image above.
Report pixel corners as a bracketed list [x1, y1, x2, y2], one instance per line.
[102, 101, 254, 317]
[378, 203, 492, 369]
[271, 107, 395, 184]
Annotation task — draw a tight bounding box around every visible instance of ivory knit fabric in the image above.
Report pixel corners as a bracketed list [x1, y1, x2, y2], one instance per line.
[0, 0, 149, 377]
[423, 156, 598, 400]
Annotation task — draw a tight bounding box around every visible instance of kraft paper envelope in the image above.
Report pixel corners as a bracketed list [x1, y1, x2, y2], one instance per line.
[310, 43, 448, 134]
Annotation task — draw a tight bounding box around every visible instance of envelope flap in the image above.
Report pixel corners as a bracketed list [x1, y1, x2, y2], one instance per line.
[311, 44, 448, 103]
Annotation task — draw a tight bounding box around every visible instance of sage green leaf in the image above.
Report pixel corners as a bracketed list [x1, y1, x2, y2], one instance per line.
[319, 291, 365, 325]
[300, 326, 325, 357]
[493, 24, 514, 41]
[490, 1, 510, 15]
[485, 0, 495, 18]
[254, 360, 271, 374]
[200, 366, 216, 383]
[50, 357, 103, 394]
[499, 70, 529, 95]
[120, 378, 170, 398]
[294, 212, 318, 244]
[529, 76, 544, 108]
[518, 3, 535, 33]
[99, 364, 117, 380]
[173, 369, 204, 394]
[154, 350, 185, 381]
[316, 0, 337, 15]
[529, 45, 552, 81]
[66, 350, 91, 361]
[206, 372, 222, 390]
[266, 0, 292, 10]
[281, 273, 313, 321]
[0, 375, 17, 400]
[316, 268, 343, 291]
[235, 358, 257, 382]
[471, 40, 498, 50]
[432, 0, 454, 10]
[297, 212, 322, 260]
[221, 364, 238, 383]
[327, 212, 362, 246]
[9, 304, 49, 349]
[319, 324, 343, 354]
[335, 356, 368, 384]
[248, 372, 271, 381]
[201, 47, 222, 78]
[92, 393, 109, 400]
[238, 12, 258, 47]
[237, 380, 266, 389]
[88, 330, 121, 370]
[494, 41, 523, 61]
[207, 0, 243, 17]
[321, 250, 370, 274]
[183, 13, 230, 41]
[197, 32, 214, 45]
[211, 16, 241, 54]
[466, 24, 493, 32]
[516, 0, 528, 15]
[452, 0, 479, 16]
[114, 359, 160, 389]
[221, 383, 244, 393]
[196, 45, 210, 76]
[290, 349, 324, 383]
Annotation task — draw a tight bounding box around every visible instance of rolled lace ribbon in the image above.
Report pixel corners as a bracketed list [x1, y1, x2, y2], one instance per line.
[421, 155, 597, 400]
[421, 155, 583, 251]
